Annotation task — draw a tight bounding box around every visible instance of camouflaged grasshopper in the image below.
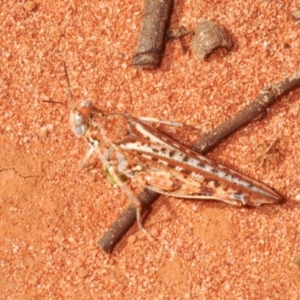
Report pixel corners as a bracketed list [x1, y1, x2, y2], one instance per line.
[66, 67, 281, 239]
[69, 103, 283, 237]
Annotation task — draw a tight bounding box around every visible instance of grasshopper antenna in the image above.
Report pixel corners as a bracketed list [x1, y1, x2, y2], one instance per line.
[63, 62, 75, 108]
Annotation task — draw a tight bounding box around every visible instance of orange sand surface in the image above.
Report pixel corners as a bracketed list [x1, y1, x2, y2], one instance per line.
[1, 1, 300, 299]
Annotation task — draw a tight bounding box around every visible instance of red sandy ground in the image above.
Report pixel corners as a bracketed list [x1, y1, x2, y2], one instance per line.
[1, 0, 300, 299]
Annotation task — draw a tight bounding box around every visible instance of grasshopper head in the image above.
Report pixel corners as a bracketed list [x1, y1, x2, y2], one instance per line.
[63, 64, 102, 138]
[70, 100, 100, 137]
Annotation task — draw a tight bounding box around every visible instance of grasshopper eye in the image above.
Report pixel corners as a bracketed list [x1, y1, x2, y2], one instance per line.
[70, 100, 98, 137]
[73, 112, 84, 126]
[70, 111, 89, 137]
[74, 122, 89, 137]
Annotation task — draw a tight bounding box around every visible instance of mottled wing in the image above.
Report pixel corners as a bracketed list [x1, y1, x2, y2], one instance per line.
[117, 117, 281, 206]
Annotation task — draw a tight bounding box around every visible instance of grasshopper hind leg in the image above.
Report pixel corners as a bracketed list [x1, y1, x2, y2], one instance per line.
[92, 141, 155, 241]
[106, 166, 155, 242]
[135, 202, 156, 243]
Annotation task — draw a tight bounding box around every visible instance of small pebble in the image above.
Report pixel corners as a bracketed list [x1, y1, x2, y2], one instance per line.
[77, 267, 89, 278]
[291, 10, 300, 20]
[23, 1, 36, 11]
[292, 257, 300, 267]
[127, 235, 137, 244]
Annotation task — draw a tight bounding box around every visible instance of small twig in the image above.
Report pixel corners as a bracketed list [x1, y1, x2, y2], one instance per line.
[98, 70, 300, 253]
[191, 69, 300, 153]
[131, 0, 173, 69]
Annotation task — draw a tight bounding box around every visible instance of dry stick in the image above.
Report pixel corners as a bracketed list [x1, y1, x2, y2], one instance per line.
[131, 0, 172, 68]
[98, 70, 300, 253]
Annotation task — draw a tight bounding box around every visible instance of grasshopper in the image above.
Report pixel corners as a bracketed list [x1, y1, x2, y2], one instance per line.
[66, 67, 281, 239]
